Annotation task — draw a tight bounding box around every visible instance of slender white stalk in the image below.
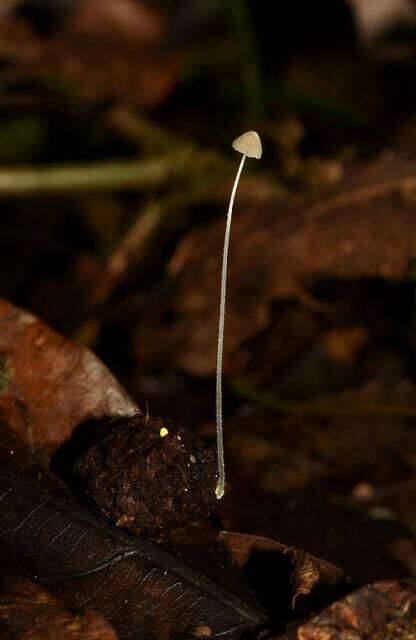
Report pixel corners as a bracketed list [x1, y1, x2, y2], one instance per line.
[215, 154, 246, 499]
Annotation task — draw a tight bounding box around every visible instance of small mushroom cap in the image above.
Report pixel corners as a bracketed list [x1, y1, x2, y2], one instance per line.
[232, 131, 262, 159]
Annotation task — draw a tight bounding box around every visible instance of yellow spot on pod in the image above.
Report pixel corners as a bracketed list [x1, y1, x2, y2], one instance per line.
[160, 427, 169, 438]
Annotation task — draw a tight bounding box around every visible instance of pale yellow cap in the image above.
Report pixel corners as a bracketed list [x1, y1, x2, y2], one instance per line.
[232, 131, 262, 159]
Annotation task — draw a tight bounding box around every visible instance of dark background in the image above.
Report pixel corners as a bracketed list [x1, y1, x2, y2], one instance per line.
[2, 0, 416, 585]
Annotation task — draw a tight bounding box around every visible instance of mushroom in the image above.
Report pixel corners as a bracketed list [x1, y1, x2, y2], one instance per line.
[215, 131, 262, 500]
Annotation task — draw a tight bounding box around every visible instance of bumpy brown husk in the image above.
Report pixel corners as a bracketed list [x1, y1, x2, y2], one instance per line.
[75, 414, 217, 538]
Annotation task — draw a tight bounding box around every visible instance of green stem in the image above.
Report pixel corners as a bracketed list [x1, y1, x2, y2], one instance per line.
[0, 151, 194, 197]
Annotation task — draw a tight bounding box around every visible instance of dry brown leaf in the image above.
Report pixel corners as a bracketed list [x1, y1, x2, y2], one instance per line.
[298, 579, 416, 639]
[0, 469, 267, 640]
[220, 531, 348, 612]
[0, 297, 137, 469]
[347, 0, 416, 43]
[0, 576, 116, 640]
[135, 155, 416, 377]
[0, 0, 179, 108]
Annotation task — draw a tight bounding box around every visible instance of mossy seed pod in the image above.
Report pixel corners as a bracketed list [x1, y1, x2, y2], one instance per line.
[74, 414, 217, 539]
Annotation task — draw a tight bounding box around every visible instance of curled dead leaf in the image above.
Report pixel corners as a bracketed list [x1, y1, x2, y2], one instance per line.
[220, 531, 348, 614]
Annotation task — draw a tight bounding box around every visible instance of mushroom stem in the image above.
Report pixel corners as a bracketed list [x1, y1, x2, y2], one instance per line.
[215, 154, 246, 500]
[215, 131, 262, 500]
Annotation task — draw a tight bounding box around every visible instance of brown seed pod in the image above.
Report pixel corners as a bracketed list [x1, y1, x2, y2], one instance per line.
[74, 414, 217, 539]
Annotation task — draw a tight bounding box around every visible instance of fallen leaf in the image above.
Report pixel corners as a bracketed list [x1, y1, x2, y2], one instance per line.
[0, 575, 116, 640]
[298, 579, 416, 639]
[220, 532, 348, 613]
[218, 485, 414, 586]
[0, 297, 137, 469]
[0, 0, 179, 109]
[347, 0, 416, 43]
[134, 154, 416, 377]
[0, 467, 267, 640]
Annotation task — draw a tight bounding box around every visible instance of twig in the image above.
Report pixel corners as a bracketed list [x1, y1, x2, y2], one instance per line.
[291, 285, 333, 315]
[107, 108, 283, 200]
[0, 151, 195, 197]
[89, 201, 165, 307]
[232, 379, 416, 419]
[107, 108, 197, 155]
[305, 174, 416, 221]
[72, 185, 221, 346]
